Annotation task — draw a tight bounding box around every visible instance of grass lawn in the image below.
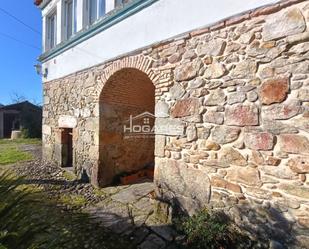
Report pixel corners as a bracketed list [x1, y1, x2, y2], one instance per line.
[0, 138, 41, 145]
[0, 139, 41, 165]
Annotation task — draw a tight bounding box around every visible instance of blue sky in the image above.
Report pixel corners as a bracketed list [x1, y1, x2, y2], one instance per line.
[0, 2, 42, 105]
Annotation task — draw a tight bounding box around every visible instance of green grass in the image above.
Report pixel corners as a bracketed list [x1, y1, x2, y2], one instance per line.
[0, 172, 133, 249]
[0, 138, 41, 145]
[0, 146, 33, 165]
[60, 194, 88, 207]
[0, 138, 41, 165]
[62, 170, 77, 181]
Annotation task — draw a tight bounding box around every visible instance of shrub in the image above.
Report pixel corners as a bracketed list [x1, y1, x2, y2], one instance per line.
[175, 208, 252, 249]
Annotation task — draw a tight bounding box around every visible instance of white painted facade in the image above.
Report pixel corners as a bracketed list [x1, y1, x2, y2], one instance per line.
[40, 0, 279, 82]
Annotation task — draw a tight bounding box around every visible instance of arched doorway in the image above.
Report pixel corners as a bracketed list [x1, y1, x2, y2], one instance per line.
[98, 68, 155, 186]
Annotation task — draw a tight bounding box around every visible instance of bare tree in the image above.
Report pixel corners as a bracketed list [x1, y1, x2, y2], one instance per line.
[10, 92, 27, 104]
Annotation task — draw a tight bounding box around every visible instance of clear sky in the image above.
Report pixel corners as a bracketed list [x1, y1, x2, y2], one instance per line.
[0, 1, 42, 105]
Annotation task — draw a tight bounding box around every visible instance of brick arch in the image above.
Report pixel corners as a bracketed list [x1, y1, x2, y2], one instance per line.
[95, 55, 174, 97]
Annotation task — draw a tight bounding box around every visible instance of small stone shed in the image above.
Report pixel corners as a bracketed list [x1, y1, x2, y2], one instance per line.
[0, 101, 42, 138]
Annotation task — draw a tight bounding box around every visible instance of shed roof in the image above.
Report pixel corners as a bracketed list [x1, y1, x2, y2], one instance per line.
[0, 101, 42, 112]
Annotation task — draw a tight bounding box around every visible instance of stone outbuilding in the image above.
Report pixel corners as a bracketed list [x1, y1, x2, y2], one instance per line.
[37, 0, 309, 247]
[0, 101, 42, 139]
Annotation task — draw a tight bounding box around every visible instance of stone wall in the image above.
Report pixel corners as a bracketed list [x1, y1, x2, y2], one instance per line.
[43, 0, 309, 247]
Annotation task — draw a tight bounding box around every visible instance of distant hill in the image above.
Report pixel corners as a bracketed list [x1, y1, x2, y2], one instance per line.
[0, 103, 3, 108]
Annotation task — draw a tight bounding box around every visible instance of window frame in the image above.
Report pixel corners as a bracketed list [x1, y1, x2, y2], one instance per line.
[46, 9, 57, 51]
[63, 0, 76, 41]
[84, 0, 106, 27]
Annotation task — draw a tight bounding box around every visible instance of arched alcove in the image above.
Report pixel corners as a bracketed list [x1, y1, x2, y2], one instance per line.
[98, 68, 155, 186]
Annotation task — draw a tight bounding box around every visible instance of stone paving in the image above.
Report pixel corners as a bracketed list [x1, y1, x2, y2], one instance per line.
[12, 144, 179, 249]
[87, 180, 179, 249]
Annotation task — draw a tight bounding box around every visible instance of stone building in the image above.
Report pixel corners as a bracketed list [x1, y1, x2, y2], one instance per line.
[37, 0, 309, 247]
[0, 101, 42, 138]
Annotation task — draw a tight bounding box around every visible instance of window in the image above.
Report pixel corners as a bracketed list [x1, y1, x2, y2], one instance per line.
[98, 0, 106, 17]
[85, 0, 106, 26]
[46, 11, 57, 50]
[64, 0, 76, 40]
[115, 0, 129, 7]
[89, 0, 97, 25]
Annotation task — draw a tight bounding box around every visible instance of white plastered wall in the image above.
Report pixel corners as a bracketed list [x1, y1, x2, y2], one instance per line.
[41, 0, 279, 82]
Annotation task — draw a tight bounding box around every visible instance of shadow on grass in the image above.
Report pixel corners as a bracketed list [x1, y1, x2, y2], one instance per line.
[0, 172, 134, 249]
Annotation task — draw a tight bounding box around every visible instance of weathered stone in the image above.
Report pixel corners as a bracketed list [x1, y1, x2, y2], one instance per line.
[226, 167, 261, 187]
[288, 157, 309, 173]
[205, 81, 222, 90]
[197, 126, 211, 139]
[290, 81, 303, 90]
[58, 115, 77, 128]
[204, 56, 213, 65]
[265, 156, 281, 166]
[188, 78, 205, 89]
[263, 8, 306, 41]
[155, 101, 169, 118]
[203, 111, 224, 124]
[175, 62, 199, 81]
[42, 125, 51, 135]
[260, 166, 297, 180]
[244, 132, 274, 151]
[259, 67, 275, 79]
[259, 78, 289, 105]
[225, 105, 259, 126]
[183, 50, 197, 60]
[196, 39, 226, 56]
[247, 91, 259, 102]
[211, 176, 242, 193]
[245, 187, 271, 199]
[219, 147, 247, 166]
[168, 53, 182, 63]
[155, 135, 165, 157]
[155, 118, 185, 136]
[262, 100, 301, 120]
[231, 60, 257, 78]
[227, 92, 246, 105]
[298, 218, 309, 229]
[279, 134, 309, 155]
[199, 140, 221, 151]
[204, 63, 226, 79]
[169, 84, 185, 100]
[279, 183, 309, 199]
[239, 32, 255, 44]
[211, 126, 240, 144]
[251, 150, 264, 165]
[171, 98, 200, 118]
[298, 89, 309, 101]
[155, 159, 211, 210]
[204, 89, 226, 106]
[290, 42, 309, 54]
[186, 125, 197, 142]
[263, 119, 298, 135]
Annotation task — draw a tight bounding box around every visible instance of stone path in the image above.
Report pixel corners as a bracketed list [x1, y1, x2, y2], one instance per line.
[12, 144, 180, 249]
[87, 181, 178, 249]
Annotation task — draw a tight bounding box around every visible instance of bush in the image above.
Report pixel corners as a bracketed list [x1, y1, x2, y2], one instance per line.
[175, 209, 253, 249]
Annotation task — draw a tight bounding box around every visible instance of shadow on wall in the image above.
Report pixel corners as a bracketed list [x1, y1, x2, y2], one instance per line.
[160, 194, 308, 249]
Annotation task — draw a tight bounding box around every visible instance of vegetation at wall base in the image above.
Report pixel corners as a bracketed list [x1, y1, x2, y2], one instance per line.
[174, 208, 257, 249]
